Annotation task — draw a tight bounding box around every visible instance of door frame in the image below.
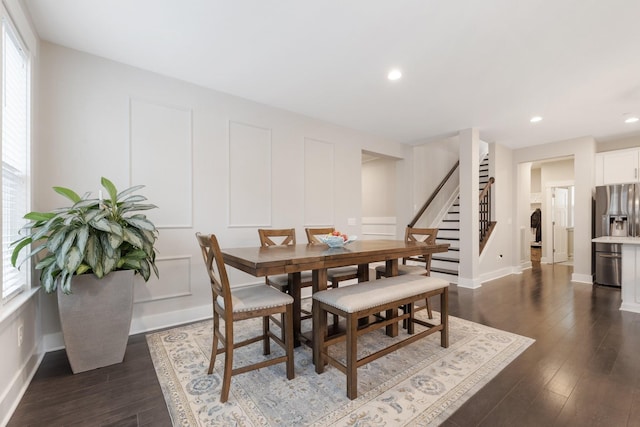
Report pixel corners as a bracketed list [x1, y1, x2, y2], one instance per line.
[543, 180, 574, 264]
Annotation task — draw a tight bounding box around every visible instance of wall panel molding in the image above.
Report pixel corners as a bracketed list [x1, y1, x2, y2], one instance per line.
[130, 98, 193, 229]
[304, 138, 334, 226]
[228, 121, 272, 227]
[133, 256, 191, 303]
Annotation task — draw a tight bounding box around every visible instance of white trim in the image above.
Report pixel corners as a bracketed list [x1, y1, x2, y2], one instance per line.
[480, 267, 513, 284]
[457, 276, 482, 289]
[0, 286, 38, 325]
[0, 344, 43, 427]
[571, 273, 593, 284]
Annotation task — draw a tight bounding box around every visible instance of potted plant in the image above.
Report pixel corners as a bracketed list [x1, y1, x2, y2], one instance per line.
[11, 177, 159, 373]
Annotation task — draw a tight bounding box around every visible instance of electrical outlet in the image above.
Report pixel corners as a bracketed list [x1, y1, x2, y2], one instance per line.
[17, 324, 24, 347]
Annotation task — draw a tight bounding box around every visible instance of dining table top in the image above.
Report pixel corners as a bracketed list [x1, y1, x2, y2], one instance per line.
[221, 239, 450, 277]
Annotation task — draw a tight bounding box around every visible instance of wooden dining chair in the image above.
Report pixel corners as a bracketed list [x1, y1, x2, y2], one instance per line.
[258, 228, 314, 293]
[196, 232, 295, 403]
[375, 227, 438, 319]
[306, 227, 359, 287]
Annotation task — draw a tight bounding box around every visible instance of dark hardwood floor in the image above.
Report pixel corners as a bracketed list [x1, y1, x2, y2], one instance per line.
[8, 264, 639, 426]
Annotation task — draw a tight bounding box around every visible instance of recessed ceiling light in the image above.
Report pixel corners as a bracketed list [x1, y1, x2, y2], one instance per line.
[530, 116, 543, 123]
[625, 117, 639, 124]
[387, 69, 402, 81]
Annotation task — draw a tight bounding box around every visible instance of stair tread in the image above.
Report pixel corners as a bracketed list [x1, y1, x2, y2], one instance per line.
[431, 267, 459, 276]
[432, 256, 460, 263]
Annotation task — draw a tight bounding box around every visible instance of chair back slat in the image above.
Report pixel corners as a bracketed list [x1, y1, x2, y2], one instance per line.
[258, 228, 297, 247]
[196, 233, 232, 312]
[305, 227, 335, 244]
[404, 227, 438, 273]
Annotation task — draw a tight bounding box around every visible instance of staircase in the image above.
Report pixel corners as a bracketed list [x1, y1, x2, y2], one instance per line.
[430, 155, 491, 282]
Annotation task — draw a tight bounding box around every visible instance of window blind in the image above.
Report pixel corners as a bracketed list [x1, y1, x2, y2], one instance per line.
[2, 17, 29, 301]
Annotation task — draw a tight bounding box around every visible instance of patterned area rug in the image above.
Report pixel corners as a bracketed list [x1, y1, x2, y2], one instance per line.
[147, 309, 534, 426]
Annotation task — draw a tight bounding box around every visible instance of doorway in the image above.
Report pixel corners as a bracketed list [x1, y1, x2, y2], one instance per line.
[549, 185, 574, 264]
[529, 157, 575, 265]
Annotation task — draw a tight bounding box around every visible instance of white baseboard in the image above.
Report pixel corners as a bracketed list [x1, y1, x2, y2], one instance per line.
[480, 267, 513, 284]
[0, 345, 44, 427]
[571, 273, 593, 284]
[130, 304, 212, 335]
[457, 276, 482, 289]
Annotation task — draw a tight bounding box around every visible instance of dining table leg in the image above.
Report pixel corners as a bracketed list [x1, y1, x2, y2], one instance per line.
[357, 263, 369, 282]
[384, 259, 399, 337]
[289, 272, 302, 347]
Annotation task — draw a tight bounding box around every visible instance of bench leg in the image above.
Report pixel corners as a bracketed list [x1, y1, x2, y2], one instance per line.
[346, 313, 358, 400]
[313, 301, 327, 371]
[407, 302, 415, 335]
[385, 308, 398, 337]
[441, 288, 449, 348]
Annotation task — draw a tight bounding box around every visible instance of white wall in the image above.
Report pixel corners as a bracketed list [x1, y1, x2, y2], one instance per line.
[36, 42, 407, 347]
[597, 135, 640, 152]
[512, 136, 595, 283]
[539, 159, 574, 261]
[0, 1, 42, 424]
[478, 143, 514, 282]
[362, 157, 397, 217]
[411, 136, 459, 227]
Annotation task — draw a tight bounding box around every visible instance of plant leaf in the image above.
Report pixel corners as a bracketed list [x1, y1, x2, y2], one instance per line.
[35, 255, 56, 270]
[138, 259, 150, 281]
[24, 212, 56, 221]
[15, 243, 48, 269]
[10, 237, 32, 267]
[89, 218, 111, 232]
[47, 229, 67, 253]
[123, 228, 144, 249]
[85, 234, 100, 271]
[120, 203, 157, 213]
[76, 263, 90, 275]
[116, 184, 145, 200]
[65, 246, 83, 274]
[41, 263, 57, 293]
[124, 216, 156, 231]
[56, 229, 78, 270]
[76, 225, 90, 256]
[101, 177, 118, 203]
[53, 186, 81, 203]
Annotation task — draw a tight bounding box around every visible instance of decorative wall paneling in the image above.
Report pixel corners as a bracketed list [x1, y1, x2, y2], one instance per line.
[130, 99, 193, 228]
[228, 121, 272, 227]
[304, 138, 334, 226]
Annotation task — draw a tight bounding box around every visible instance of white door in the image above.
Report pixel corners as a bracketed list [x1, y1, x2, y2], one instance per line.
[552, 187, 569, 263]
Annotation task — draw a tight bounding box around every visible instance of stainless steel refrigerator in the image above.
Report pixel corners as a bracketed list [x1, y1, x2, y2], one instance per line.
[594, 183, 640, 287]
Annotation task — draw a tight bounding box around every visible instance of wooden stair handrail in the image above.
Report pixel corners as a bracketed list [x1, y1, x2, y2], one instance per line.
[479, 177, 495, 253]
[408, 160, 459, 228]
[478, 177, 495, 201]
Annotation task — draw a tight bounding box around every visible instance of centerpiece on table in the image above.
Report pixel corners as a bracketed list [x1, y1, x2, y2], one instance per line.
[11, 177, 159, 373]
[318, 230, 357, 248]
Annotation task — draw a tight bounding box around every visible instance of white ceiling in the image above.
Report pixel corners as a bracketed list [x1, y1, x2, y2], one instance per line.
[23, 0, 640, 149]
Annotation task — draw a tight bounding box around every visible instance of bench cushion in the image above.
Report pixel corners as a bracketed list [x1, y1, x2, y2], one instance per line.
[313, 275, 448, 313]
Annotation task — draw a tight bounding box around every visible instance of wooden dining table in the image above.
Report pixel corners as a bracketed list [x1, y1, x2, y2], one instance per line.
[221, 239, 450, 346]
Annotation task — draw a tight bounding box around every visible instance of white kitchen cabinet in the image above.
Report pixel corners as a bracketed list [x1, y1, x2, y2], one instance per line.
[595, 148, 640, 185]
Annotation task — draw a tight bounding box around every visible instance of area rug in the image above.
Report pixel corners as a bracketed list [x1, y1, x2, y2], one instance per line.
[147, 310, 534, 426]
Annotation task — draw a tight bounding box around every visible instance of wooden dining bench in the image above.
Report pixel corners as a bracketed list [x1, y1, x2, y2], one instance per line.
[312, 274, 449, 400]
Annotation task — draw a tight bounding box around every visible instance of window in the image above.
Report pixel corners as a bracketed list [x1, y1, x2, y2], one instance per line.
[2, 17, 29, 301]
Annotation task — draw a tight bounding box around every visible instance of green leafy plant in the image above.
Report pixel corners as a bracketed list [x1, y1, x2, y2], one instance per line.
[11, 177, 159, 294]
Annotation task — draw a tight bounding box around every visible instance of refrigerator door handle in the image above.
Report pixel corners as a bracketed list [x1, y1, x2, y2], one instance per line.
[597, 254, 622, 259]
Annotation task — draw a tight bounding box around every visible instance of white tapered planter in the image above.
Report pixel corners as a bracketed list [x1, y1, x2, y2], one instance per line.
[57, 270, 135, 374]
